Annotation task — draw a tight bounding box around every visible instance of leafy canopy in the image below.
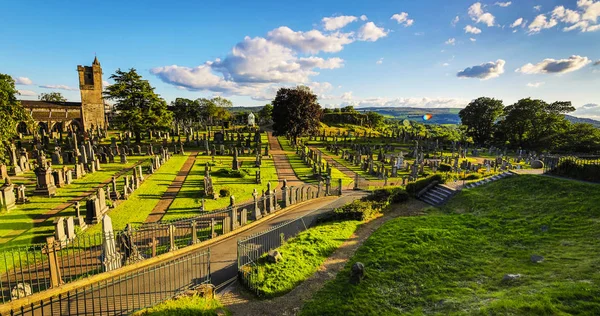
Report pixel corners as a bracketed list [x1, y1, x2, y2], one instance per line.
[39, 92, 66, 102]
[272, 86, 322, 142]
[0, 74, 33, 163]
[459, 97, 504, 146]
[103, 68, 172, 142]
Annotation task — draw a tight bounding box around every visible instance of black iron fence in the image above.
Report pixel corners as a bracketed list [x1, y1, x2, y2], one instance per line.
[237, 206, 333, 296]
[544, 156, 600, 183]
[0, 180, 343, 303]
[1, 249, 210, 316]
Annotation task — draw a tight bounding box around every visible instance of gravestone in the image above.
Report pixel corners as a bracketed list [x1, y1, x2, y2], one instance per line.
[65, 217, 76, 240]
[33, 154, 57, 197]
[101, 215, 122, 272]
[15, 185, 28, 204]
[54, 217, 67, 245]
[0, 178, 16, 212]
[85, 195, 102, 224]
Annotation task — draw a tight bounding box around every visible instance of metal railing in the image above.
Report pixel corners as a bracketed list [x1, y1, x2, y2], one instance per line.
[1, 249, 210, 316]
[544, 156, 600, 183]
[237, 207, 333, 296]
[0, 180, 341, 303]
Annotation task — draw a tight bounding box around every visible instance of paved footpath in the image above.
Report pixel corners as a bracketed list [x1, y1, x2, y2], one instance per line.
[25, 192, 366, 315]
[267, 132, 303, 188]
[145, 152, 199, 223]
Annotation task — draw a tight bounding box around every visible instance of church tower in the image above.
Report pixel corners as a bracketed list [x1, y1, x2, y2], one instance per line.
[77, 56, 105, 131]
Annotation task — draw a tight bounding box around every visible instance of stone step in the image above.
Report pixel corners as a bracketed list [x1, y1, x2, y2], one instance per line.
[427, 189, 451, 200]
[422, 193, 444, 204]
[436, 185, 455, 195]
[420, 195, 441, 206]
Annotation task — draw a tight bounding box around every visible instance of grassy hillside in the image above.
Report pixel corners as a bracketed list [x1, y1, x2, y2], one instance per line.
[301, 175, 600, 315]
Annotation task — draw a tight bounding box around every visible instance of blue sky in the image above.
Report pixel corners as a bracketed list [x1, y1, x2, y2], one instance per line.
[2, 0, 600, 118]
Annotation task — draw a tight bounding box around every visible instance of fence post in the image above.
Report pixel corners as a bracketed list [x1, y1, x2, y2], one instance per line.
[338, 178, 343, 196]
[150, 237, 157, 257]
[210, 218, 215, 238]
[45, 236, 63, 288]
[354, 173, 359, 190]
[190, 220, 198, 245]
[168, 225, 178, 251]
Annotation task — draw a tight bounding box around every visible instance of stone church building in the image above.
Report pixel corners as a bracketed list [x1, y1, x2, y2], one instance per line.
[19, 57, 107, 135]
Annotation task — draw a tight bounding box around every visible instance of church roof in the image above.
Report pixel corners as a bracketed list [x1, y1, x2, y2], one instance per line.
[20, 100, 82, 109]
[93, 56, 100, 66]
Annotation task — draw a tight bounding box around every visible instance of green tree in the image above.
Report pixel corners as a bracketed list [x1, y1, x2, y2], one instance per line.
[459, 97, 504, 146]
[39, 92, 67, 102]
[0, 74, 33, 163]
[272, 86, 322, 143]
[341, 105, 357, 113]
[559, 123, 600, 153]
[103, 68, 172, 143]
[496, 98, 575, 150]
[365, 111, 385, 128]
[171, 98, 201, 125]
[259, 103, 273, 123]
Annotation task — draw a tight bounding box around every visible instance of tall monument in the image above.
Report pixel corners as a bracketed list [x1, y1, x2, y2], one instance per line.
[77, 56, 105, 131]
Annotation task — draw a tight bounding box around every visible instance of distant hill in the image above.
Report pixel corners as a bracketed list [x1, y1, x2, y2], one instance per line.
[230, 106, 600, 127]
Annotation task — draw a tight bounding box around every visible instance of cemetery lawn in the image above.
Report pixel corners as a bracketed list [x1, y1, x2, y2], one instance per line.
[301, 175, 600, 315]
[0, 157, 148, 248]
[277, 137, 353, 186]
[249, 220, 361, 298]
[83, 154, 189, 235]
[161, 155, 279, 222]
[133, 294, 229, 316]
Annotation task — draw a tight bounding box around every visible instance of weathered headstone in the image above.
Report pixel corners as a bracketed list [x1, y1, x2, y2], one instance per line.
[101, 215, 122, 272]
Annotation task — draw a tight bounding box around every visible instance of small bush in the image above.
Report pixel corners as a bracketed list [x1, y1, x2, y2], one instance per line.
[363, 187, 409, 205]
[406, 174, 443, 196]
[334, 200, 378, 221]
[219, 189, 231, 197]
[462, 173, 482, 180]
[212, 168, 247, 178]
[438, 163, 452, 172]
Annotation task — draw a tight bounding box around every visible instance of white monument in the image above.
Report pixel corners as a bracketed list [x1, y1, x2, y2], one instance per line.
[248, 112, 255, 126]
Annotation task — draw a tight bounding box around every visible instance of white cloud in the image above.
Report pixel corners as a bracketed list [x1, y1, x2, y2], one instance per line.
[376, 58, 384, 65]
[594, 60, 600, 66]
[495, 2, 511, 7]
[357, 22, 388, 41]
[445, 38, 456, 45]
[18, 90, 37, 96]
[442, 63, 450, 66]
[15, 77, 33, 85]
[322, 15, 358, 31]
[534, 5, 542, 11]
[457, 59, 506, 80]
[510, 18, 523, 28]
[516, 55, 591, 74]
[102, 80, 109, 87]
[414, 32, 425, 36]
[468, 2, 496, 27]
[39, 84, 77, 91]
[341, 91, 353, 100]
[307, 81, 334, 95]
[527, 82, 545, 88]
[391, 12, 414, 26]
[360, 15, 368, 21]
[470, 37, 477, 42]
[552, 6, 582, 24]
[340, 96, 468, 108]
[464, 25, 482, 34]
[573, 103, 600, 119]
[528, 14, 558, 34]
[578, 0, 600, 22]
[452, 16, 460, 26]
[267, 26, 354, 54]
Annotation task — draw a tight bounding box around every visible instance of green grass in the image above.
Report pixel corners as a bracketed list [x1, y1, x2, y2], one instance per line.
[301, 175, 600, 315]
[0, 157, 148, 247]
[277, 137, 353, 186]
[134, 295, 229, 316]
[82, 154, 189, 235]
[162, 155, 279, 222]
[247, 220, 361, 298]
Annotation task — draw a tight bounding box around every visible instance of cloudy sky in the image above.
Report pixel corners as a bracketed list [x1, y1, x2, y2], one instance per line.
[2, 0, 600, 118]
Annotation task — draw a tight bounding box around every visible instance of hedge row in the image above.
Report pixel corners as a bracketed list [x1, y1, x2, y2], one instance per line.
[405, 174, 443, 197]
[332, 187, 409, 221]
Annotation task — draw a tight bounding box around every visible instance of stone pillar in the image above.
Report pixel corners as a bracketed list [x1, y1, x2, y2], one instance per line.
[338, 178, 343, 196]
[353, 173, 359, 190]
[45, 236, 63, 288]
[282, 187, 289, 207]
[253, 189, 261, 220]
[168, 224, 178, 252]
